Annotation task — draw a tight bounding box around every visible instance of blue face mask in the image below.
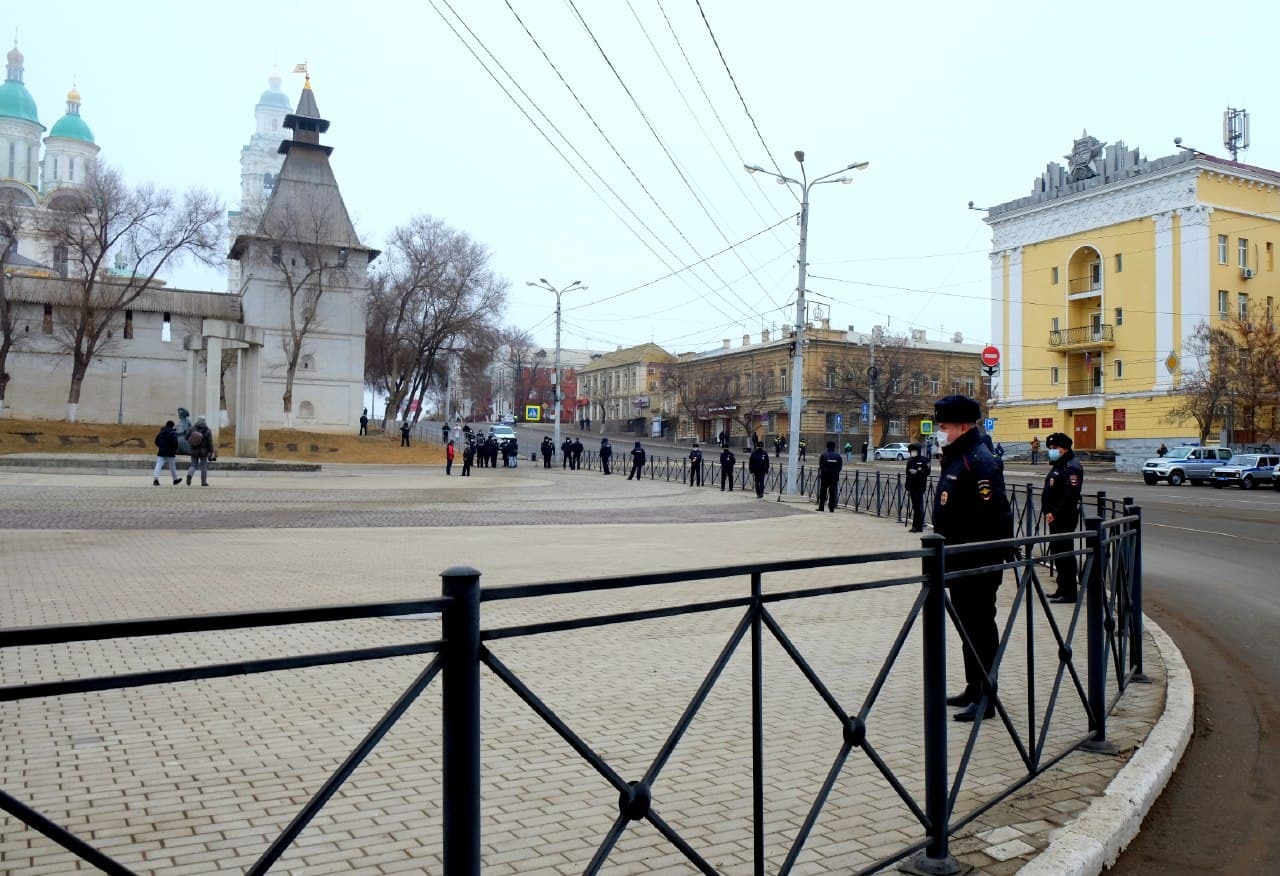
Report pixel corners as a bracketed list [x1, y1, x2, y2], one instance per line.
[1048, 448, 1062, 462]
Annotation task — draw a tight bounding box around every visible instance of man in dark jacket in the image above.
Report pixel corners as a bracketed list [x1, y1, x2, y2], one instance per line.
[153, 420, 181, 485]
[561, 437, 573, 469]
[627, 441, 646, 480]
[541, 436, 554, 468]
[719, 446, 736, 491]
[904, 442, 930, 532]
[816, 440, 842, 511]
[1042, 432, 1084, 603]
[689, 442, 704, 487]
[600, 438, 613, 474]
[185, 416, 215, 486]
[930, 395, 1013, 722]
[461, 440, 474, 476]
[571, 437, 584, 470]
[748, 441, 770, 497]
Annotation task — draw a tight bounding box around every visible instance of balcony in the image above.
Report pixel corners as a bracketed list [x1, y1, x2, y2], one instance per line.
[1066, 377, 1103, 397]
[1048, 324, 1115, 351]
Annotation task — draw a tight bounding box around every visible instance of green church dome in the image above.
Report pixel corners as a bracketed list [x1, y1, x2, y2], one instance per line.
[0, 79, 41, 126]
[49, 111, 94, 143]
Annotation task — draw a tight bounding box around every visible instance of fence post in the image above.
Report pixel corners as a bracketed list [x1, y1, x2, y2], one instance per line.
[1081, 517, 1117, 753]
[442, 566, 482, 876]
[1095, 489, 1107, 517]
[1024, 484, 1038, 539]
[908, 533, 962, 875]
[1125, 502, 1148, 682]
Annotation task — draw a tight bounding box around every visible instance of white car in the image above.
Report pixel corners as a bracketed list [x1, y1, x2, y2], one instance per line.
[491, 424, 516, 447]
[873, 442, 912, 460]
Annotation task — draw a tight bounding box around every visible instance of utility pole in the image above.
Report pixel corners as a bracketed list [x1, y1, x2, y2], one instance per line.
[745, 152, 869, 495]
[526, 279, 587, 455]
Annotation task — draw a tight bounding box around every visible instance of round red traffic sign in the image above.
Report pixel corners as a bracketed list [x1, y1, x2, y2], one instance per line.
[981, 345, 1001, 367]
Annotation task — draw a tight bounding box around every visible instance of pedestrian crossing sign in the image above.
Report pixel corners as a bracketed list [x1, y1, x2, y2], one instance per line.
[525, 405, 542, 422]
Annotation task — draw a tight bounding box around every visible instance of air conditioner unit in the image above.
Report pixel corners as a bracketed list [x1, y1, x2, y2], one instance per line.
[1241, 267, 1256, 279]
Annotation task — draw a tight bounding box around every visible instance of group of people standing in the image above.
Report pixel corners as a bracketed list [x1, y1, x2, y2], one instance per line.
[152, 407, 215, 487]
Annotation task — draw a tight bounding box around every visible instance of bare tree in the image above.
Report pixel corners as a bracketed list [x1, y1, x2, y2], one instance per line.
[364, 215, 507, 431]
[825, 335, 926, 445]
[1224, 316, 1280, 444]
[38, 162, 222, 420]
[730, 355, 773, 446]
[0, 200, 25, 417]
[1166, 321, 1234, 445]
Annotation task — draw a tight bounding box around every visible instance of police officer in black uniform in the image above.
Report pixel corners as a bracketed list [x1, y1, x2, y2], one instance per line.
[905, 442, 930, 532]
[816, 440, 842, 511]
[689, 442, 704, 487]
[930, 395, 1014, 722]
[1042, 432, 1084, 603]
[719, 446, 737, 491]
[748, 441, 771, 497]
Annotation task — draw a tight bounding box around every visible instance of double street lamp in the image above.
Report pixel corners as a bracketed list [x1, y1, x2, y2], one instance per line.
[525, 278, 587, 455]
[745, 151, 869, 496]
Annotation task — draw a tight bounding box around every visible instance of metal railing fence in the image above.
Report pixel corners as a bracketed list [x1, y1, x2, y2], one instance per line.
[1, 502, 1143, 874]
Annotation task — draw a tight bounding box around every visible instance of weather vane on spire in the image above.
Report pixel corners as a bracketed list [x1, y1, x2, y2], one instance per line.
[292, 60, 310, 88]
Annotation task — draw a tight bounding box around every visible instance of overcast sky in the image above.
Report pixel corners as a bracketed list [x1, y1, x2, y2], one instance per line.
[12, 1, 1280, 356]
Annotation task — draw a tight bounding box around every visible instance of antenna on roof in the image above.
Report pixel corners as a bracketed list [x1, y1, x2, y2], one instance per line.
[1224, 107, 1250, 161]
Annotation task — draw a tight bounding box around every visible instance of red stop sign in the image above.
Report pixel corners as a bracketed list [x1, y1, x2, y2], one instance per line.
[981, 345, 1001, 367]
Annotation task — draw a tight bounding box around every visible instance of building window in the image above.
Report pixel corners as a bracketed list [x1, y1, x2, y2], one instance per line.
[1114, 307, 1123, 326]
[1051, 266, 1059, 284]
[1115, 359, 1124, 379]
[1114, 253, 1123, 273]
[53, 245, 68, 278]
[930, 377, 939, 394]
[1050, 366, 1060, 385]
[1239, 293, 1249, 319]
[1090, 262, 1101, 287]
[42, 303, 53, 334]
[1239, 238, 1249, 268]
[271, 244, 283, 265]
[6, 142, 13, 178]
[1051, 316, 1060, 332]
[888, 419, 902, 435]
[909, 376, 920, 394]
[124, 310, 134, 340]
[337, 247, 348, 267]
[1219, 290, 1230, 319]
[824, 370, 835, 389]
[1219, 234, 1229, 264]
[299, 401, 315, 419]
[964, 378, 975, 396]
[162, 312, 172, 343]
[1268, 242, 1274, 272]
[1268, 296, 1274, 322]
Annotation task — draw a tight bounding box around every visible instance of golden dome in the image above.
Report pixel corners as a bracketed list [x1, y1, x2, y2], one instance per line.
[67, 86, 81, 103]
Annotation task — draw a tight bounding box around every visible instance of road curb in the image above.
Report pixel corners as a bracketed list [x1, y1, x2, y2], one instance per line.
[1018, 616, 1194, 875]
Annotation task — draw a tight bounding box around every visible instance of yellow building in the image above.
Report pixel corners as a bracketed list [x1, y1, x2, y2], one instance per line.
[986, 133, 1280, 469]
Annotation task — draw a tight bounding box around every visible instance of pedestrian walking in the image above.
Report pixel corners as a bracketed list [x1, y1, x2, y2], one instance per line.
[843, 440, 854, 462]
[152, 420, 181, 485]
[719, 446, 736, 491]
[461, 440, 474, 476]
[930, 394, 1013, 723]
[689, 442, 704, 486]
[445, 440, 455, 475]
[359, 409, 368, 436]
[774, 435, 783, 458]
[798, 439, 807, 461]
[860, 441, 869, 462]
[905, 442, 929, 532]
[1156, 442, 1168, 457]
[748, 441, 770, 497]
[1029, 436, 1040, 465]
[816, 440, 842, 511]
[1043, 432, 1084, 604]
[401, 422, 412, 447]
[600, 438, 613, 475]
[627, 441, 646, 480]
[441, 423, 449, 444]
[185, 416, 214, 487]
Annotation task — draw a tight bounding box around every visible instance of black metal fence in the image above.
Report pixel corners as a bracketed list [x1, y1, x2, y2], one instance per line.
[1, 497, 1144, 874]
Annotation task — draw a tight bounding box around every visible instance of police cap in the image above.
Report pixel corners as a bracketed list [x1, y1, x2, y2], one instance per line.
[1045, 432, 1073, 449]
[933, 394, 981, 424]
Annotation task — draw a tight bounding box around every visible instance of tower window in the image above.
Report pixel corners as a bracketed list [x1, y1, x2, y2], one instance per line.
[162, 312, 172, 343]
[271, 244, 282, 265]
[42, 304, 53, 334]
[124, 310, 134, 340]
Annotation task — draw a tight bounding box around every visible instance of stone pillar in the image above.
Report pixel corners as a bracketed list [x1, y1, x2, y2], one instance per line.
[185, 347, 199, 415]
[204, 336, 223, 449]
[235, 345, 261, 458]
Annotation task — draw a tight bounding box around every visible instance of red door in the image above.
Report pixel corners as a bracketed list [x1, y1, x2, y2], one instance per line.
[1073, 413, 1096, 450]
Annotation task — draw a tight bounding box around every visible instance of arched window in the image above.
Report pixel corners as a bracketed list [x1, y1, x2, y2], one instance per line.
[301, 354, 315, 371]
[299, 401, 315, 418]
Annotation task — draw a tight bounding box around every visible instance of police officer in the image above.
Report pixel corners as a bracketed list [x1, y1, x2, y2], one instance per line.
[627, 440, 647, 480]
[719, 445, 737, 491]
[599, 437, 613, 475]
[748, 440, 771, 497]
[815, 440, 842, 511]
[689, 442, 704, 487]
[931, 395, 1014, 722]
[904, 442, 930, 532]
[1042, 432, 1084, 603]
[541, 436, 554, 468]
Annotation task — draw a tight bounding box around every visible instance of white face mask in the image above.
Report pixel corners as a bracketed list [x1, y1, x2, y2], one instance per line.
[935, 429, 951, 449]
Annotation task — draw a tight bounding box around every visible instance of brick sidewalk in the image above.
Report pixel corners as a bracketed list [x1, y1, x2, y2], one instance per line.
[0, 465, 1166, 874]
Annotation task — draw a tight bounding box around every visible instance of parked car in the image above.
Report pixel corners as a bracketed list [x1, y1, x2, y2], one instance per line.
[1141, 445, 1232, 486]
[491, 424, 516, 447]
[1210, 454, 1280, 490]
[873, 442, 912, 461]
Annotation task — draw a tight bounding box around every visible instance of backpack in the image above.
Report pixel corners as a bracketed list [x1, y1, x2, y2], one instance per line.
[188, 429, 205, 449]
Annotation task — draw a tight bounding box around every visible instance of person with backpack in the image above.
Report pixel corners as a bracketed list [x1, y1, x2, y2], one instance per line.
[185, 416, 214, 486]
[152, 420, 181, 486]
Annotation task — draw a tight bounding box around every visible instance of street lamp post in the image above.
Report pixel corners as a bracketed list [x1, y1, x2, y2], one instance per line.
[746, 152, 868, 495]
[526, 279, 587, 455]
[117, 361, 128, 425]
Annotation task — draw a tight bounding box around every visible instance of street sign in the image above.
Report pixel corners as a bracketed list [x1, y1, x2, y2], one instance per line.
[525, 405, 542, 421]
[980, 345, 1001, 368]
[920, 419, 933, 435]
[834, 413, 843, 433]
[984, 417, 995, 431]
[860, 402, 870, 423]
